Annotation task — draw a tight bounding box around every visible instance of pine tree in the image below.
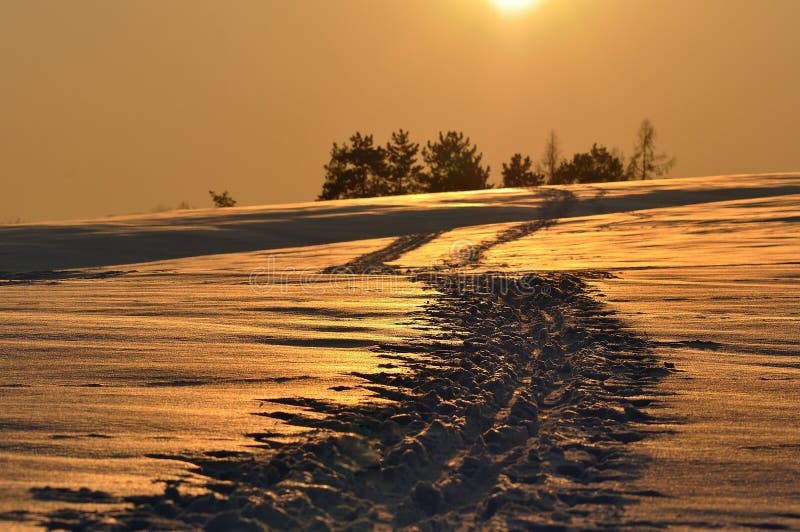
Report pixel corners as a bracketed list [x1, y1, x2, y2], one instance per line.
[318, 132, 387, 200]
[318, 142, 351, 200]
[385, 129, 424, 195]
[420, 131, 491, 193]
[553, 144, 626, 184]
[502, 153, 544, 187]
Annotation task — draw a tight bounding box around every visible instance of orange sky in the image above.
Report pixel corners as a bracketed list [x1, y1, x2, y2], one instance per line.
[1, 0, 798, 222]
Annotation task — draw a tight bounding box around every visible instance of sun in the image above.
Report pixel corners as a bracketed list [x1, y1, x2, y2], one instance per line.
[492, 0, 538, 13]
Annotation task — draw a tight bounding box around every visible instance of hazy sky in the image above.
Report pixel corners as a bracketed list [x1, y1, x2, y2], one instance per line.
[1, 0, 798, 222]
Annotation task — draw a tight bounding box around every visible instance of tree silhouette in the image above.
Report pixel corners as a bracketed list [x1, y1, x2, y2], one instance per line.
[420, 131, 491, 193]
[552, 144, 626, 184]
[502, 153, 544, 187]
[349, 133, 388, 196]
[627, 119, 675, 180]
[540, 130, 561, 184]
[385, 129, 424, 195]
[318, 132, 387, 200]
[208, 190, 237, 207]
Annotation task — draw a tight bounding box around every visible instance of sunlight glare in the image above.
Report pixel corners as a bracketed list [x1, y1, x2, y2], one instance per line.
[492, 0, 539, 14]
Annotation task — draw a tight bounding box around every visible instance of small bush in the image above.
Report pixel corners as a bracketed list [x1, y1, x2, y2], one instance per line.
[209, 190, 237, 208]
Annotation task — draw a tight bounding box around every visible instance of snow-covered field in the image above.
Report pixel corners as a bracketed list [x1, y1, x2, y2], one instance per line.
[0, 174, 797, 530]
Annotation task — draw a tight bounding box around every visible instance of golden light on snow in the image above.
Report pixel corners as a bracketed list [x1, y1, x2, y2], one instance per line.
[492, 0, 539, 13]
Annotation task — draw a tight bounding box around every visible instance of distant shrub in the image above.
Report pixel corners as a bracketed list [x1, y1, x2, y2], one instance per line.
[209, 190, 237, 208]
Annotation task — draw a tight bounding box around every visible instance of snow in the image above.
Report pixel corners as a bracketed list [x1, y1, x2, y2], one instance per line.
[0, 173, 797, 529]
